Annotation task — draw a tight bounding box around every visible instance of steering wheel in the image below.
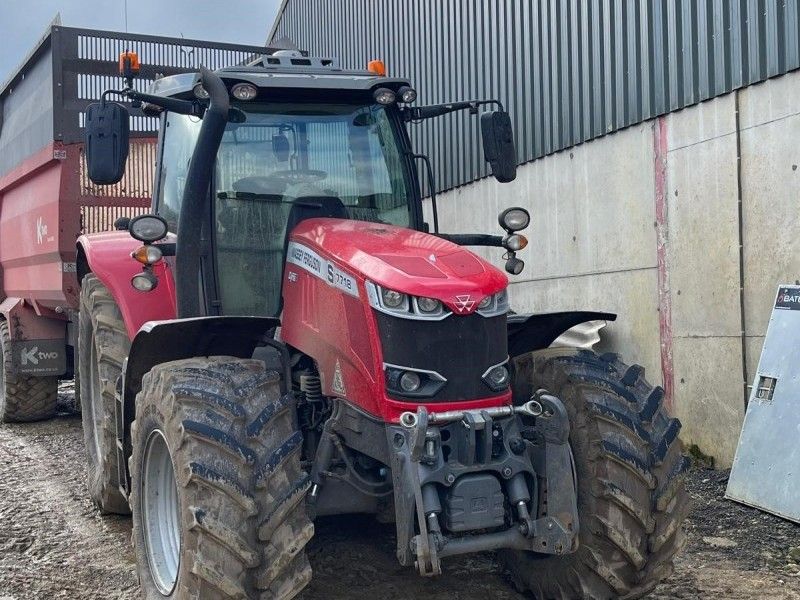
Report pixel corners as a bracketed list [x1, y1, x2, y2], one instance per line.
[269, 169, 328, 184]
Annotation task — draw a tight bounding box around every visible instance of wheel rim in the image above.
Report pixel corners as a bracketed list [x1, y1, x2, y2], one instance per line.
[88, 336, 104, 458]
[142, 429, 181, 595]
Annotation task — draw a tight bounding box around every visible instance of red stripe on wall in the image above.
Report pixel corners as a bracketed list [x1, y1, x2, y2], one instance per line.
[654, 116, 674, 413]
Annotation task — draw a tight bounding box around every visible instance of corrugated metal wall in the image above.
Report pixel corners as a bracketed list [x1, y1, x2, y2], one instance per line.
[270, 0, 800, 192]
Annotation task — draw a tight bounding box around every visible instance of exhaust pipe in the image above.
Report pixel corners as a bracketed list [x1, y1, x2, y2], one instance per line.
[176, 67, 230, 318]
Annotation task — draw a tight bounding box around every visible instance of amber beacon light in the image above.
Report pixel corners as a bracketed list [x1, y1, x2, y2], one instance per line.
[367, 59, 386, 76]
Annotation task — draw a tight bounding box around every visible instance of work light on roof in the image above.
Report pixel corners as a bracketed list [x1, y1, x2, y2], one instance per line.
[231, 83, 258, 101]
[373, 87, 396, 105]
[397, 85, 417, 104]
[192, 83, 210, 99]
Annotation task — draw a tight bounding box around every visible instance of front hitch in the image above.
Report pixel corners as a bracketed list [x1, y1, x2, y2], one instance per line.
[387, 391, 579, 575]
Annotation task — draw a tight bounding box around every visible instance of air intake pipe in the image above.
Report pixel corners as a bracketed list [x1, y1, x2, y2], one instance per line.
[176, 67, 230, 317]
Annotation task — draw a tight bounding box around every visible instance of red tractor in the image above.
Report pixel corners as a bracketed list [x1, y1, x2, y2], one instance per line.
[73, 50, 689, 598]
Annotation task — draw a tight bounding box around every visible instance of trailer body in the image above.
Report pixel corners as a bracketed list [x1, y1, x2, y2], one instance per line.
[0, 26, 271, 376]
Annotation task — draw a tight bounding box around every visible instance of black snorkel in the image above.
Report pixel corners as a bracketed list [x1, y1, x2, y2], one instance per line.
[175, 67, 230, 318]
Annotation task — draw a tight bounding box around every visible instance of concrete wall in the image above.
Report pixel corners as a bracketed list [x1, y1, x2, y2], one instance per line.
[432, 69, 800, 468]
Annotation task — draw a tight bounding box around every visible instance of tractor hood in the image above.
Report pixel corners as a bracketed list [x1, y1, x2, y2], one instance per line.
[289, 219, 508, 315]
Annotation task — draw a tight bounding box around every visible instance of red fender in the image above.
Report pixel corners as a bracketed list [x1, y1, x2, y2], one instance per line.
[77, 232, 176, 339]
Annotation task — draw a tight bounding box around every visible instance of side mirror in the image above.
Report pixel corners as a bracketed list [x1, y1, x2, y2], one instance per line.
[85, 101, 130, 185]
[481, 111, 517, 183]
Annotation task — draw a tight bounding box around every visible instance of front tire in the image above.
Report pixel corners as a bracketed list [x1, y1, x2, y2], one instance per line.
[130, 357, 313, 599]
[0, 320, 57, 423]
[503, 348, 690, 599]
[78, 274, 131, 514]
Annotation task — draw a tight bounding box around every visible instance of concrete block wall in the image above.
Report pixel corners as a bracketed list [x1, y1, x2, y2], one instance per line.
[431, 69, 800, 467]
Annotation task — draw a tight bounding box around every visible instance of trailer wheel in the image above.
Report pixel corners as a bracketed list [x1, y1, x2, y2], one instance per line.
[78, 274, 130, 514]
[130, 357, 313, 600]
[503, 348, 690, 600]
[0, 320, 58, 422]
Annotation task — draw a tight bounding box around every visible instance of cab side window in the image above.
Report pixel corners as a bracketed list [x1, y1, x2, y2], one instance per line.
[157, 114, 202, 231]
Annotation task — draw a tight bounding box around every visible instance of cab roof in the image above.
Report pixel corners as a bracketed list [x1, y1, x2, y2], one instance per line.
[148, 64, 411, 99]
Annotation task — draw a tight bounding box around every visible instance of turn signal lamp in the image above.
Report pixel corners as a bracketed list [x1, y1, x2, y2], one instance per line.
[503, 234, 528, 252]
[132, 245, 163, 265]
[368, 59, 386, 76]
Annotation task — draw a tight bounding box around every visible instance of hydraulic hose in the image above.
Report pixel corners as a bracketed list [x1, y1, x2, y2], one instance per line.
[175, 67, 230, 317]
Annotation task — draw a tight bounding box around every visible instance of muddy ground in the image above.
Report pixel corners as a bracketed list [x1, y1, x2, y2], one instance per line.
[0, 390, 799, 599]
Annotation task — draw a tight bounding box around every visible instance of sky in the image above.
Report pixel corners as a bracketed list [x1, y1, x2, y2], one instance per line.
[0, 0, 282, 85]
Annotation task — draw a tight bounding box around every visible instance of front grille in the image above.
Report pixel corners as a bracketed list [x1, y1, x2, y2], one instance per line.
[375, 311, 508, 402]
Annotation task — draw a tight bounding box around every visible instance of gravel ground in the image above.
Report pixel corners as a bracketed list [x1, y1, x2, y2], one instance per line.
[0, 388, 798, 599]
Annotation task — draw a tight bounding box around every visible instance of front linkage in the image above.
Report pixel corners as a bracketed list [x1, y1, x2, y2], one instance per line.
[387, 390, 579, 575]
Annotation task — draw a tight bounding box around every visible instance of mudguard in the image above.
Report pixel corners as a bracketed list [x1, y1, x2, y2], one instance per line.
[507, 311, 617, 358]
[0, 298, 67, 376]
[77, 232, 177, 339]
[116, 316, 282, 494]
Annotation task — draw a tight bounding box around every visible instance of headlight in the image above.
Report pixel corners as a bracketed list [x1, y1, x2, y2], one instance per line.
[129, 214, 168, 243]
[499, 207, 530, 231]
[482, 362, 510, 392]
[384, 364, 447, 398]
[505, 256, 525, 275]
[131, 271, 158, 292]
[367, 282, 450, 320]
[381, 288, 407, 308]
[417, 297, 441, 313]
[477, 289, 509, 316]
[399, 371, 421, 392]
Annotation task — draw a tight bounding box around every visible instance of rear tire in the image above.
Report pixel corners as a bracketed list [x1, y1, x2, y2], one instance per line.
[78, 274, 131, 514]
[0, 320, 57, 422]
[502, 348, 690, 599]
[130, 356, 313, 600]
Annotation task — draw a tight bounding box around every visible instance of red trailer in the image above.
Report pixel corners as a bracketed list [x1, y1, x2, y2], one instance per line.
[0, 25, 270, 420]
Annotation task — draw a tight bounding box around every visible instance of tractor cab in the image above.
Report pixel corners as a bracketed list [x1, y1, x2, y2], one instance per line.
[86, 52, 517, 318]
[154, 71, 419, 316]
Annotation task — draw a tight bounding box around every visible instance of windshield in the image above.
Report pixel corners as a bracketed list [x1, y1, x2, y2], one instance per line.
[210, 102, 412, 316]
[157, 103, 412, 231]
[215, 103, 412, 226]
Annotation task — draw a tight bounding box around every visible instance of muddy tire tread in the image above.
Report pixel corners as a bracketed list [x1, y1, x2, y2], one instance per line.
[78, 274, 130, 514]
[130, 357, 312, 600]
[503, 348, 689, 600]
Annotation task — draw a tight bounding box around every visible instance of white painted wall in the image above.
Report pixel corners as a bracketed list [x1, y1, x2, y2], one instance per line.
[428, 69, 800, 467]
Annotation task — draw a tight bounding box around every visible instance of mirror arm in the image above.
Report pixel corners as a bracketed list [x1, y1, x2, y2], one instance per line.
[102, 88, 204, 117]
[435, 233, 504, 247]
[410, 153, 439, 233]
[402, 99, 505, 122]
